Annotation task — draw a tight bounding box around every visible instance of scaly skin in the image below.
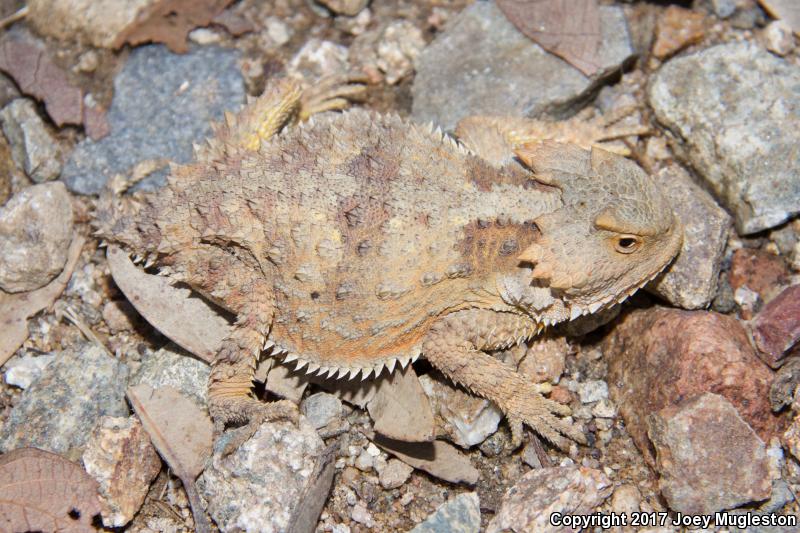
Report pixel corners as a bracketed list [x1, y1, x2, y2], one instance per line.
[95, 77, 683, 452]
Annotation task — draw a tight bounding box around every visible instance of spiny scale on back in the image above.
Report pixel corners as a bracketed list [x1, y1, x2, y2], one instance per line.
[100, 109, 565, 379]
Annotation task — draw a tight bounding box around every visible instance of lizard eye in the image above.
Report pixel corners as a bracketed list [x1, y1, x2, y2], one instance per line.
[614, 235, 641, 254]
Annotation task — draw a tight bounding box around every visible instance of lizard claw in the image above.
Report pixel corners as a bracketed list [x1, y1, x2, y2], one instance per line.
[210, 397, 300, 457]
[505, 386, 585, 452]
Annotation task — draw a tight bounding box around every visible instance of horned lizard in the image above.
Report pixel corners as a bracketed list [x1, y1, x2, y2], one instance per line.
[95, 76, 682, 452]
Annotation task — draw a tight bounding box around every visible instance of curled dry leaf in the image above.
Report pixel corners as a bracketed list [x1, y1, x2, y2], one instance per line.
[107, 245, 230, 363]
[0, 234, 85, 367]
[127, 384, 213, 533]
[0, 447, 101, 532]
[112, 0, 235, 53]
[496, 0, 602, 77]
[0, 32, 109, 139]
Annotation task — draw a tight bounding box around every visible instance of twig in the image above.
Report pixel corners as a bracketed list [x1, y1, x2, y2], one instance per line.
[59, 304, 114, 358]
[0, 5, 28, 30]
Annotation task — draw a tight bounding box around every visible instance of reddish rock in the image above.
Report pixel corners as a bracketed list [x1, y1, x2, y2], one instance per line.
[752, 285, 800, 368]
[647, 393, 771, 514]
[652, 6, 706, 59]
[605, 307, 778, 463]
[729, 248, 790, 302]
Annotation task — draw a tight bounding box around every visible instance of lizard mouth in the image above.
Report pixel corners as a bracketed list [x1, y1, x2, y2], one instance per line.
[564, 255, 675, 321]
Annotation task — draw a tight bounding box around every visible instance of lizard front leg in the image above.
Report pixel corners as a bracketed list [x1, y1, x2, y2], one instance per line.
[164, 246, 297, 455]
[455, 109, 650, 166]
[206, 74, 367, 159]
[422, 308, 586, 451]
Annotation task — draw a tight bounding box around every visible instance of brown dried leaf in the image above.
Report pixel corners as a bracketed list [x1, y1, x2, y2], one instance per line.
[759, 0, 800, 33]
[0, 447, 101, 532]
[107, 245, 230, 363]
[367, 366, 435, 442]
[0, 33, 82, 126]
[0, 234, 84, 367]
[0, 31, 108, 139]
[373, 434, 480, 485]
[113, 0, 235, 54]
[496, 0, 602, 76]
[127, 384, 213, 532]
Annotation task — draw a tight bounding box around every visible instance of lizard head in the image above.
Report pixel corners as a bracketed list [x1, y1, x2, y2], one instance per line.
[514, 141, 682, 321]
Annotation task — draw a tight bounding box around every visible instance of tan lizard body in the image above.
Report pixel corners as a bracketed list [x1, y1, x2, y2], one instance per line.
[96, 77, 682, 452]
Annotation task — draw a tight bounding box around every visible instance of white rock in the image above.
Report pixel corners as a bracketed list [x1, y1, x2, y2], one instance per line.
[4, 353, 55, 389]
[763, 20, 796, 57]
[577, 380, 609, 404]
[351, 503, 374, 527]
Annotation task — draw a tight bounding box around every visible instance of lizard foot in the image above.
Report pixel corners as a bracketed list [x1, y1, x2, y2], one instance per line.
[210, 397, 299, 457]
[299, 72, 369, 119]
[505, 385, 586, 452]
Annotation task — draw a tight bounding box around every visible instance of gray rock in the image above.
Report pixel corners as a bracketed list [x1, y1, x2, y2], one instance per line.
[412, 1, 634, 131]
[487, 465, 612, 533]
[61, 45, 245, 194]
[649, 42, 800, 234]
[130, 344, 210, 406]
[301, 392, 343, 429]
[410, 492, 481, 533]
[0, 99, 64, 182]
[647, 392, 772, 514]
[0, 343, 130, 456]
[711, 0, 737, 18]
[198, 419, 325, 532]
[647, 164, 732, 309]
[0, 182, 73, 292]
[419, 373, 502, 448]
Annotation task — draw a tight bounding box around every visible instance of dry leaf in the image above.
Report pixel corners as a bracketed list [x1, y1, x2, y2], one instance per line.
[107, 245, 230, 363]
[0, 447, 101, 532]
[373, 434, 480, 484]
[0, 32, 108, 139]
[113, 0, 235, 53]
[0, 234, 84, 367]
[367, 366, 435, 442]
[759, 0, 800, 33]
[496, 0, 602, 76]
[127, 384, 213, 533]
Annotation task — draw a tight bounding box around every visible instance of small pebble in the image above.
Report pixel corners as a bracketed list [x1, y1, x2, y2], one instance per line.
[763, 21, 796, 57]
[378, 459, 413, 489]
[578, 380, 609, 403]
[188, 28, 222, 45]
[355, 449, 374, 472]
[351, 503, 374, 527]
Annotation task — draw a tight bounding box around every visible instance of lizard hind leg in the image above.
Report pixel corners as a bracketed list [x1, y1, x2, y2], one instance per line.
[421, 309, 586, 451]
[166, 245, 298, 456]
